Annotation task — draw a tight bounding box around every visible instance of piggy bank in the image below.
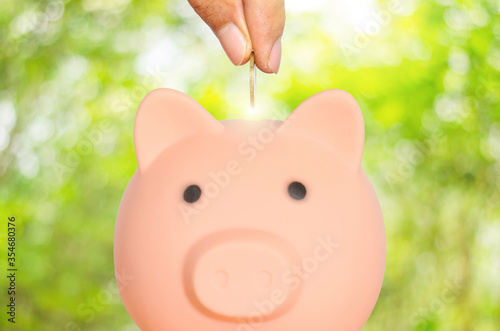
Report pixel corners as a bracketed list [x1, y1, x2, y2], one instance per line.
[114, 88, 385, 331]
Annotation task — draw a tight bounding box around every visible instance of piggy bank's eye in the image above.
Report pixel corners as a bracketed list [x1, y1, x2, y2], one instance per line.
[184, 185, 202, 203]
[288, 181, 306, 200]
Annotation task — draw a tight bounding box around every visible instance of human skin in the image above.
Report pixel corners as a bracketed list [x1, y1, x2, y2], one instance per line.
[187, 0, 285, 73]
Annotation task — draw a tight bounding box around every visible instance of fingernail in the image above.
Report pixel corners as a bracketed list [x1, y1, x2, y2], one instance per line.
[217, 23, 247, 66]
[269, 38, 282, 74]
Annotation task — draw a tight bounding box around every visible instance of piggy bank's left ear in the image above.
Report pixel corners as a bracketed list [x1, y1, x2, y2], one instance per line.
[281, 89, 365, 171]
[134, 88, 223, 173]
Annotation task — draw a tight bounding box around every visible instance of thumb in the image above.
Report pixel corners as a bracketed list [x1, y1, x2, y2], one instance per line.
[188, 0, 251, 65]
[243, 0, 285, 73]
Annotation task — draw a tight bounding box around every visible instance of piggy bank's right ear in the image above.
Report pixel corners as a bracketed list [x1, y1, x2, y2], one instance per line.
[281, 89, 365, 171]
[134, 88, 223, 173]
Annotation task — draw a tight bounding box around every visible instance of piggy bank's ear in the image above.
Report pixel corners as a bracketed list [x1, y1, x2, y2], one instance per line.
[282, 89, 365, 171]
[134, 88, 223, 172]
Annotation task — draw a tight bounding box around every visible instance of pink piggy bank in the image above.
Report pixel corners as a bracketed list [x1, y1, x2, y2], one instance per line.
[114, 88, 385, 331]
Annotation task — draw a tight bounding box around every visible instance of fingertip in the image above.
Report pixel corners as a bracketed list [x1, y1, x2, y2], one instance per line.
[217, 23, 248, 65]
[238, 42, 253, 66]
[254, 38, 282, 74]
[269, 38, 282, 74]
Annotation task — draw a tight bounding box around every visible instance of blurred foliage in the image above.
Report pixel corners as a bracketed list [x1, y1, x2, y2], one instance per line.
[0, 0, 500, 330]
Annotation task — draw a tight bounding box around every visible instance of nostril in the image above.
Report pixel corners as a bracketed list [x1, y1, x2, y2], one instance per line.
[213, 270, 228, 289]
[256, 270, 273, 288]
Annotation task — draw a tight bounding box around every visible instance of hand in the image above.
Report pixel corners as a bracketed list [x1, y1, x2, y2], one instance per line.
[188, 0, 285, 74]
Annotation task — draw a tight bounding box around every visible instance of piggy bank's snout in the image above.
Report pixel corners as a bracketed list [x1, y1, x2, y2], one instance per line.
[184, 230, 302, 321]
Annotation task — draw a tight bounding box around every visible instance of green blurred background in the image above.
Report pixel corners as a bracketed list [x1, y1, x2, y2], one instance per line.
[1, 0, 499, 330]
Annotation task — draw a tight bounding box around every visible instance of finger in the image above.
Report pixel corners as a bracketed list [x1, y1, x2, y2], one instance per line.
[188, 0, 252, 65]
[243, 0, 285, 73]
